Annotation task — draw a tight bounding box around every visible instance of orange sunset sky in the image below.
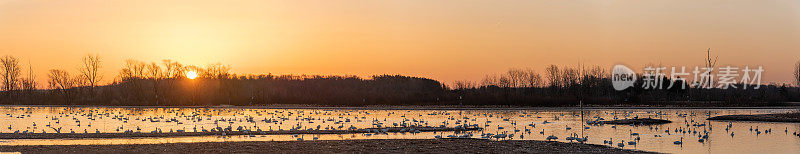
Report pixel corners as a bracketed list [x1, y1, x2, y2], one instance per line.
[1, 0, 799, 85]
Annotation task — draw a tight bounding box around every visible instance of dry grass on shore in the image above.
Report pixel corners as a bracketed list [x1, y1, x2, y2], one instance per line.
[0, 126, 480, 139]
[707, 112, 800, 123]
[0, 139, 655, 154]
[588, 118, 672, 125]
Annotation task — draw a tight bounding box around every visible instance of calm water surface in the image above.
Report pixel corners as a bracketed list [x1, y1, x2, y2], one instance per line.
[0, 106, 798, 154]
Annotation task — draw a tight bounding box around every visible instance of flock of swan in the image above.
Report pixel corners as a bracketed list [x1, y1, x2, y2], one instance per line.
[1, 107, 798, 151]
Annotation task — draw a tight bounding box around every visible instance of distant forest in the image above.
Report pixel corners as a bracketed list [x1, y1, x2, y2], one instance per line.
[1, 54, 800, 107]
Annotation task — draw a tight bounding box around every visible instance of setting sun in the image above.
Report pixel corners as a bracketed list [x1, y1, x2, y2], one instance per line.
[186, 71, 198, 79]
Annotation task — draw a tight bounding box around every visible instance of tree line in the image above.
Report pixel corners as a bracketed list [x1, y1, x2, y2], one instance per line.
[452, 64, 800, 106]
[0, 55, 449, 106]
[1, 54, 799, 107]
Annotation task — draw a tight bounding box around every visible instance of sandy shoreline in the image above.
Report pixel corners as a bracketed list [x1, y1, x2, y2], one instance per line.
[0, 127, 480, 139]
[707, 112, 800, 123]
[0, 139, 655, 153]
[589, 118, 672, 125]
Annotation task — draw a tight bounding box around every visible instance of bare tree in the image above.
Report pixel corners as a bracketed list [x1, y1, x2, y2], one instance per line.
[480, 74, 499, 87]
[1, 55, 21, 99]
[79, 54, 102, 88]
[20, 62, 37, 91]
[545, 65, 560, 88]
[48, 69, 77, 90]
[117, 60, 148, 103]
[119, 59, 146, 80]
[147, 62, 163, 105]
[794, 60, 800, 86]
[160, 59, 184, 105]
[523, 68, 543, 88]
[585, 66, 606, 85]
[561, 66, 579, 89]
[705, 48, 718, 70]
[507, 68, 525, 88]
[701, 48, 718, 102]
[452, 80, 475, 90]
[162, 59, 185, 78]
[589, 66, 606, 78]
[698, 48, 718, 88]
[498, 75, 511, 88]
[48, 69, 79, 103]
[146, 62, 162, 79]
[203, 63, 231, 79]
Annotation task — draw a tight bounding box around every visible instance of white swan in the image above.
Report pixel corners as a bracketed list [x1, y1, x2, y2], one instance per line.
[674, 137, 683, 145]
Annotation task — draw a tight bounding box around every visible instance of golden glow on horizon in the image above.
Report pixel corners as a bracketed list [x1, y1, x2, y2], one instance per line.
[0, 0, 799, 85]
[186, 71, 198, 80]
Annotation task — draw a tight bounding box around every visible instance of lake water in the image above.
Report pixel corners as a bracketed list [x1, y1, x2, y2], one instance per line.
[0, 106, 798, 154]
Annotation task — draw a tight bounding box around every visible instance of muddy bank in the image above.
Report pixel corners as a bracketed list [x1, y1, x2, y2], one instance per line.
[588, 118, 671, 125]
[0, 126, 481, 139]
[0, 139, 654, 154]
[707, 112, 800, 123]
